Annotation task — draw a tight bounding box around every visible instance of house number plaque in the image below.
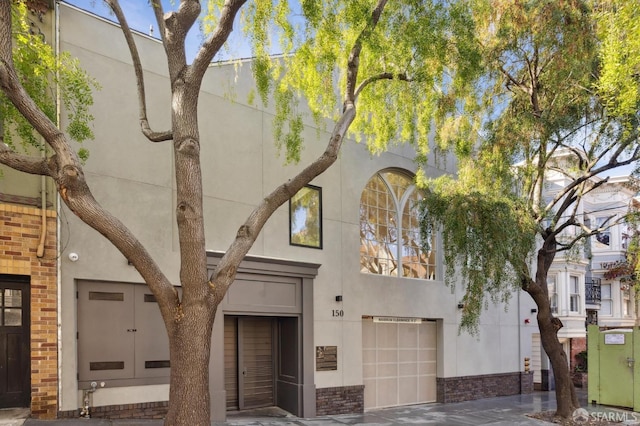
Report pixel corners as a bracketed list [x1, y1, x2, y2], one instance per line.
[316, 346, 337, 371]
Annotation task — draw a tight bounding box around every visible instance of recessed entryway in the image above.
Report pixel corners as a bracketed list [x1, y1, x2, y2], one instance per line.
[0, 276, 30, 409]
[225, 316, 276, 410]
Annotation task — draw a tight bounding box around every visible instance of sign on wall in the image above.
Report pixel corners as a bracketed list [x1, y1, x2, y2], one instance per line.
[604, 334, 626, 345]
[373, 317, 422, 324]
[316, 346, 337, 371]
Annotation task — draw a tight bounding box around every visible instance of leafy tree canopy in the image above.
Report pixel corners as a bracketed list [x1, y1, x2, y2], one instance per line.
[415, 0, 639, 332]
[2, 1, 97, 160]
[417, 164, 537, 334]
[204, 0, 482, 163]
[596, 0, 640, 119]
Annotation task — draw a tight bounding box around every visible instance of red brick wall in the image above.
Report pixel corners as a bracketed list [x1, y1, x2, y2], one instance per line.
[0, 204, 58, 419]
[570, 337, 587, 371]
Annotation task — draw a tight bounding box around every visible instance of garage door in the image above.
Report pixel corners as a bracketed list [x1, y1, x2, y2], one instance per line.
[362, 318, 437, 409]
[531, 333, 541, 385]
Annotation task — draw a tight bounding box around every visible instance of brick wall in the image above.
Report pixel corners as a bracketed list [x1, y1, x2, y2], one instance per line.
[0, 204, 58, 419]
[570, 337, 587, 370]
[316, 385, 364, 416]
[59, 401, 168, 420]
[521, 371, 534, 394]
[437, 372, 528, 403]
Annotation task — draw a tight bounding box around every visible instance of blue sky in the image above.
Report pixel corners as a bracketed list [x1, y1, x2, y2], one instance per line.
[62, 0, 251, 61]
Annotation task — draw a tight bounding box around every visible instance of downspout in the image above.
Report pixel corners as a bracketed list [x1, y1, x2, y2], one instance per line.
[518, 287, 522, 368]
[53, 0, 64, 413]
[35, 3, 52, 259]
[36, 152, 47, 257]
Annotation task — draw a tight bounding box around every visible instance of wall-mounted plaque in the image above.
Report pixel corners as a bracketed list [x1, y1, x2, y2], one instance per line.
[316, 346, 337, 371]
[604, 334, 625, 345]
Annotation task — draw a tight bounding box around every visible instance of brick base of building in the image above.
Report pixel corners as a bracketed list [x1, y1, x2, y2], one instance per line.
[437, 371, 533, 403]
[316, 385, 364, 416]
[521, 371, 534, 393]
[58, 401, 168, 420]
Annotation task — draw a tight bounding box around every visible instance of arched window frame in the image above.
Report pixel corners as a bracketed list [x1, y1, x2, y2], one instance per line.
[359, 169, 436, 279]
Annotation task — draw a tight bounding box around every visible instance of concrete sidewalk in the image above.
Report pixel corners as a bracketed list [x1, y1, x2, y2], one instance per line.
[4, 390, 639, 425]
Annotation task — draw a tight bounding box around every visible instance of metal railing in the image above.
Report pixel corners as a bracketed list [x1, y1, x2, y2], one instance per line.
[585, 278, 602, 304]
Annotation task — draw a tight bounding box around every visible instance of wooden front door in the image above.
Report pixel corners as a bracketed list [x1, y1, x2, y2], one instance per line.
[0, 277, 30, 408]
[225, 316, 275, 410]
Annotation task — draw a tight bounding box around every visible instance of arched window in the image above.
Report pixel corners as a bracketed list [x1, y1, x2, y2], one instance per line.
[360, 170, 436, 279]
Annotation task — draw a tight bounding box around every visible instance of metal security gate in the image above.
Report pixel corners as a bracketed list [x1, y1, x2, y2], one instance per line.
[0, 276, 30, 408]
[588, 326, 636, 409]
[225, 317, 275, 410]
[362, 318, 437, 410]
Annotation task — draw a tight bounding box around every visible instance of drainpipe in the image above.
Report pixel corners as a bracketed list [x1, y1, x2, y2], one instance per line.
[36, 148, 47, 258]
[53, 0, 64, 413]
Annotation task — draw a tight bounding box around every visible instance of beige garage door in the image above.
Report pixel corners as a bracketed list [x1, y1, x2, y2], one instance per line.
[363, 318, 437, 409]
[531, 333, 541, 385]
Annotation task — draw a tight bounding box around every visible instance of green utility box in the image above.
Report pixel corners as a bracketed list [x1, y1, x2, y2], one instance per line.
[588, 325, 640, 410]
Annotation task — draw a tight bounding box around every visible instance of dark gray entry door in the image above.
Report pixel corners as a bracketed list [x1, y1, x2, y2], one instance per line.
[0, 277, 30, 408]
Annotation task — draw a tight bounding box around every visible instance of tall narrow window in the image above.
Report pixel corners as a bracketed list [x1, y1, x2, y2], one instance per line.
[570, 276, 580, 313]
[360, 170, 435, 279]
[600, 284, 612, 316]
[548, 276, 558, 314]
[289, 185, 322, 249]
[623, 288, 631, 317]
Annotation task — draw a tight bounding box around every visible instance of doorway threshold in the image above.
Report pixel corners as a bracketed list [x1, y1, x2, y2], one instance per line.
[227, 406, 293, 419]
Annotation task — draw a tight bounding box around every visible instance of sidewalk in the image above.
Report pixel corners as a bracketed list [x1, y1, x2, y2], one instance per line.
[3, 390, 638, 425]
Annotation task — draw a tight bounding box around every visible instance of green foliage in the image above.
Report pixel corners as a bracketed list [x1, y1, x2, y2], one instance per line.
[225, 0, 482, 162]
[416, 0, 614, 333]
[418, 164, 537, 334]
[619, 205, 640, 295]
[596, 0, 640, 118]
[3, 2, 98, 153]
[456, 0, 597, 163]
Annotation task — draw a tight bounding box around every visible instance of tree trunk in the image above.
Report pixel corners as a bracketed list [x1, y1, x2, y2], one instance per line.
[537, 311, 580, 418]
[526, 243, 580, 419]
[165, 304, 216, 426]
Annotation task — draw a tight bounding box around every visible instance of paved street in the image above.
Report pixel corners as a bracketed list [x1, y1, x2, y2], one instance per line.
[0, 390, 635, 425]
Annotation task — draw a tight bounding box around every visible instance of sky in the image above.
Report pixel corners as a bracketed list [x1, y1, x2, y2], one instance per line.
[62, 0, 251, 62]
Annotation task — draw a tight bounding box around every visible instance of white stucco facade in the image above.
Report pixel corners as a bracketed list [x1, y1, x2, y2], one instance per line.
[0, 2, 533, 420]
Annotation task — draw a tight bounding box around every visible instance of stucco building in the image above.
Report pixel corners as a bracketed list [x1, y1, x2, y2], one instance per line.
[1, 1, 535, 421]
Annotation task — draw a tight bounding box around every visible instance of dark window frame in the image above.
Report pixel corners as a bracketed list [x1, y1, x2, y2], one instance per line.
[289, 184, 323, 249]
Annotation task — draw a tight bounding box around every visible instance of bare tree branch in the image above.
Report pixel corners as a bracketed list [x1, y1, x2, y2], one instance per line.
[106, 0, 173, 142]
[355, 72, 411, 99]
[163, 0, 201, 76]
[0, 1, 178, 328]
[540, 132, 639, 220]
[212, 103, 357, 298]
[150, 0, 167, 43]
[0, 143, 52, 175]
[190, 0, 248, 85]
[210, 0, 392, 297]
[345, 0, 389, 106]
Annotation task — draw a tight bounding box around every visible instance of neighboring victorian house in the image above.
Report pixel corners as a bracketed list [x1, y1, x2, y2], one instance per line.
[1, 1, 537, 421]
[585, 176, 639, 332]
[522, 149, 638, 391]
